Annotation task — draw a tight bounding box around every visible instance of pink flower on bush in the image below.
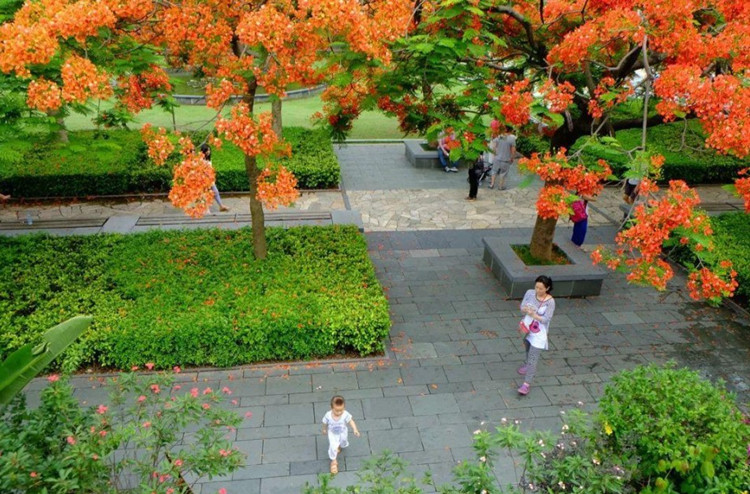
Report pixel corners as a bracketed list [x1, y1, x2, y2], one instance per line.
[219, 449, 229, 457]
[137, 395, 147, 403]
[173, 385, 181, 391]
[150, 384, 161, 394]
[173, 366, 181, 373]
[219, 489, 227, 494]
[245, 411, 253, 419]
[142, 421, 152, 428]
[174, 459, 183, 467]
[99, 430, 107, 437]
[202, 403, 211, 410]
[47, 374, 59, 383]
[221, 386, 232, 395]
[97, 405, 108, 414]
[190, 387, 199, 398]
[66, 436, 76, 445]
[30, 472, 37, 478]
[131, 366, 139, 371]
[145, 362, 155, 370]
[203, 387, 213, 395]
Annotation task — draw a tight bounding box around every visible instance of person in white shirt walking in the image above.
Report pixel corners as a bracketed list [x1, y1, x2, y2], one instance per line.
[321, 395, 360, 474]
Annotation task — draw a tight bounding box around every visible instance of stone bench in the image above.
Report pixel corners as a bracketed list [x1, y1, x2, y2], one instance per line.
[483, 234, 607, 298]
[404, 140, 442, 169]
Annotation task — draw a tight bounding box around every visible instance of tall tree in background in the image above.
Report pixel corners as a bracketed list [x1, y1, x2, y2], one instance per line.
[321, 0, 749, 302]
[0, 0, 412, 258]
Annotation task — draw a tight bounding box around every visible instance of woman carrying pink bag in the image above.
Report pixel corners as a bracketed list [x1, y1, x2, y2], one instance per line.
[516, 275, 555, 396]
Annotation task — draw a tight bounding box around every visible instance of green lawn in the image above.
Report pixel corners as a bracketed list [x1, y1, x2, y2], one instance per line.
[65, 96, 409, 139]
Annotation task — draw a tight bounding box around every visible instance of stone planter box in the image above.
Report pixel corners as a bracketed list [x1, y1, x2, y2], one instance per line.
[482, 234, 606, 298]
[404, 140, 442, 169]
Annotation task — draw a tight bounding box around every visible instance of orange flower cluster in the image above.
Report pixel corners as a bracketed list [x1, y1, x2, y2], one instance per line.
[536, 185, 570, 219]
[656, 65, 750, 157]
[61, 55, 113, 103]
[26, 78, 62, 112]
[518, 148, 611, 219]
[205, 79, 244, 110]
[256, 165, 299, 210]
[499, 80, 533, 126]
[687, 267, 738, 304]
[215, 104, 289, 158]
[540, 80, 575, 113]
[587, 76, 633, 119]
[734, 174, 750, 212]
[119, 66, 172, 113]
[593, 179, 737, 300]
[140, 124, 174, 166]
[547, 8, 643, 69]
[168, 153, 216, 219]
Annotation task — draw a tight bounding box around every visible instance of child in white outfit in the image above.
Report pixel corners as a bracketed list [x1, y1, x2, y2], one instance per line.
[321, 395, 360, 474]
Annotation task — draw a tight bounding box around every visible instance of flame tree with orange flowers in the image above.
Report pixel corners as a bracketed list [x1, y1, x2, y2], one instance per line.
[320, 0, 749, 303]
[0, 0, 412, 259]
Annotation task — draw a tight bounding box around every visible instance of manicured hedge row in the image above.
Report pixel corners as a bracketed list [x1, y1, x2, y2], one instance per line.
[573, 121, 749, 184]
[0, 225, 389, 370]
[0, 126, 341, 197]
[667, 212, 750, 305]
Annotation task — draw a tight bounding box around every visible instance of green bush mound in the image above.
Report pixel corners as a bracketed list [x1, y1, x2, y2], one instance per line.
[0, 126, 340, 197]
[0, 225, 389, 371]
[573, 120, 750, 183]
[597, 364, 750, 492]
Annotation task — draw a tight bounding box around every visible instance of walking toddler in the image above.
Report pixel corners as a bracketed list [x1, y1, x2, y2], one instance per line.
[321, 395, 360, 474]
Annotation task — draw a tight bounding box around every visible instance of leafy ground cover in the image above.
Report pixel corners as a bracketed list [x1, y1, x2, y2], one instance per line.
[0, 126, 340, 197]
[0, 225, 390, 371]
[574, 120, 750, 183]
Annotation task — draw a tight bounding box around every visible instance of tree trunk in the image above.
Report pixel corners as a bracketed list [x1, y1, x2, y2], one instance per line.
[50, 110, 68, 142]
[243, 81, 268, 259]
[245, 152, 267, 259]
[271, 98, 282, 137]
[529, 215, 557, 261]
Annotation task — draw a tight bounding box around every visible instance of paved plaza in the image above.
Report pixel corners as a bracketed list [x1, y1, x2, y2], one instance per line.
[5, 143, 750, 493]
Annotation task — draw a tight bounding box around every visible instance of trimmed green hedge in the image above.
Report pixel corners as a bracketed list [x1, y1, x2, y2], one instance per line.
[0, 226, 389, 370]
[707, 213, 750, 303]
[573, 121, 750, 183]
[667, 212, 750, 305]
[0, 126, 340, 197]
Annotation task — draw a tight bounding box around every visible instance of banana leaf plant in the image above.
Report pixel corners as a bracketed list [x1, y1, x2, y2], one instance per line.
[0, 315, 92, 405]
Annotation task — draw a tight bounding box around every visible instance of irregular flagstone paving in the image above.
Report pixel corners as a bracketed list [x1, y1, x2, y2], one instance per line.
[9, 142, 750, 494]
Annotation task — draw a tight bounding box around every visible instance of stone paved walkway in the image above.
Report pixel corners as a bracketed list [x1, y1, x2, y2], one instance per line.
[10, 143, 750, 494]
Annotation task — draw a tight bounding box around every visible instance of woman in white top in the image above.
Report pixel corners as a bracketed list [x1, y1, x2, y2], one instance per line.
[517, 275, 555, 395]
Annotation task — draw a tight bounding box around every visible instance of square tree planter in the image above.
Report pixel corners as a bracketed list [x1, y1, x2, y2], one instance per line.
[482, 233, 607, 298]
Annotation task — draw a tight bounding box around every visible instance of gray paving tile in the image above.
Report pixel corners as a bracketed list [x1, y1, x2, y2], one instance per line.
[201, 478, 260, 494]
[265, 375, 312, 395]
[263, 404, 314, 426]
[368, 428, 424, 454]
[260, 474, 319, 494]
[362, 396, 411, 419]
[262, 437, 317, 463]
[419, 423, 474, 450]
[409, 393, 460, 415]
[311, 372, 358, 392]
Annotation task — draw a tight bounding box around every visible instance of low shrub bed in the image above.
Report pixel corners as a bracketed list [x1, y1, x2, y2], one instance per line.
[573, 120, 749, 183]
[0, 126, 340, 197]
[0, 225, 389, 371]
